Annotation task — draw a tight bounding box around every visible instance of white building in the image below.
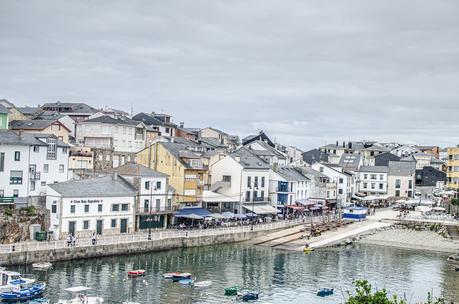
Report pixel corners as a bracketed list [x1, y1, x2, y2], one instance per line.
[244, 140, 288, 168]
[46, 174, 136, 239]
[311, 163, 353, 206]
[390, 145, 420, 158]
[387, 161, 416, 198]
[269, 167, 309, 208]
[112, 163, 175, 230]
[358, 166, 389, 195]
[0, 130, 69, 204]
[76, 115, 146, 153]
[203, 147, 276, 215]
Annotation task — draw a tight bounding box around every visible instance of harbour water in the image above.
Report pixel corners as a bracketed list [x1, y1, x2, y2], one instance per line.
[11, 243, 459, 303]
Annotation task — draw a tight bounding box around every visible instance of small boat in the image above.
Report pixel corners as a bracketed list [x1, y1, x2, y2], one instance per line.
[162, 272, 180, 279]
[303, 246, 314, 253]
[194, 281, 212, 287]
[171, 273, 192, 282]
[32, 262, 52, 270]
[237, 291, 259, 302]
[57, 286, 104, 304]
[0, 269, 36, 290]
[317, 288, 334, 297]
[224, 286, 241, 296]
[178, 278, 194, 285]
[127, 270, 145, 277]
[0, 282, 46, 302]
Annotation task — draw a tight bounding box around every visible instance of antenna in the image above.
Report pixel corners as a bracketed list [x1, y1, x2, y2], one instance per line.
[130, 103, 133, 116]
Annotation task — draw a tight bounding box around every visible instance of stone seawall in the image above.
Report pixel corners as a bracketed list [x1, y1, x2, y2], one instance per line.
[0, 229, 272, 266]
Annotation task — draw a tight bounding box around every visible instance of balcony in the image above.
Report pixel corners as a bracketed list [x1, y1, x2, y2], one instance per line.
[29, 172, 41, 181]
[138, 205, 177, 214]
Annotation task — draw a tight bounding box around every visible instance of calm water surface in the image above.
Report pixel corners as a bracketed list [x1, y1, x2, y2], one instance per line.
[10, 244, 459, 303]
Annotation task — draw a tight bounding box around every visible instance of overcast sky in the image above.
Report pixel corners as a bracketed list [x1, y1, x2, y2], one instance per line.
[1, 1, 459, 150]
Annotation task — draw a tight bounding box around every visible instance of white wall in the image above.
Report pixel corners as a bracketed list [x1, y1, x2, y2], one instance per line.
[387, 175, 415, 198]
[358, 172, 388, 194]
[311, 163, 350, 204]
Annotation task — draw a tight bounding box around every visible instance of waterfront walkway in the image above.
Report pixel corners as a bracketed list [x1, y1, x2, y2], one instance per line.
[0, 218, 307, 254]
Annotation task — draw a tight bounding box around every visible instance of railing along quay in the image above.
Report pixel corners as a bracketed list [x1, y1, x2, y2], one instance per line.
[0, 215, 334, 254]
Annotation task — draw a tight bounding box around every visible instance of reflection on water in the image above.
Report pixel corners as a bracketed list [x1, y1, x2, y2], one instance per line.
[10, 244, 458, 303]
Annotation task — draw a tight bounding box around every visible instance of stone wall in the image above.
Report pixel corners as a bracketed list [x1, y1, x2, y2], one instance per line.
[0, 207, 49, 244]
[0, 229, 271, 266]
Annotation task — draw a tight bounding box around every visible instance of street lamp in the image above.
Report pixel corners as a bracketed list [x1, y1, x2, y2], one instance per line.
[251, 182, 258, 231]
[147, 183, 157, 241]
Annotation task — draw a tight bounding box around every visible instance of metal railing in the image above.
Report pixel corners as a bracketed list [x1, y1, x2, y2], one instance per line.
[0, 217, 320, 254]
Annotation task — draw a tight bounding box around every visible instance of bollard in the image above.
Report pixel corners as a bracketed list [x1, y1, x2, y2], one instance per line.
[11, 245, 15, 252]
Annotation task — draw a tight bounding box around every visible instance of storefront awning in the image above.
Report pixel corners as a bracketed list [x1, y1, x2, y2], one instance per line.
[174, 208, 212, 218]
[296, 199, 317, 206]
[242, 204, 278, 215]
[287, 205, 304, 210]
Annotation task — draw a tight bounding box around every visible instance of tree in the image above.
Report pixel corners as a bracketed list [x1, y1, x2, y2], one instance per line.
[345, 280, 446, 304]
[450, 198, 459, 215]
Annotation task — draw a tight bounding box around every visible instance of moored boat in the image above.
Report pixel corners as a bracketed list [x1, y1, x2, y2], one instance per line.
[224, 286, 240, 296]
[171, 273, 192, 282]
[32, 262, 52, 270]
[57, 286, 104, 304]
[178, 278, 194, 285]
[127, 270, 145, 277]
[237, 291, 259, 302]
[29, 298, 50, 304]
[194, 281, 212, 287]
[0, 282, 46, 302]
[316, 287, 334, 297]
[162, 272, 180, 279]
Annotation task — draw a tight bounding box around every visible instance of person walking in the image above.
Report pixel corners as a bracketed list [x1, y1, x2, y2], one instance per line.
[91, 232, 97, 245]
[71, 235, 76, 247]
[66, 234, 71, 247]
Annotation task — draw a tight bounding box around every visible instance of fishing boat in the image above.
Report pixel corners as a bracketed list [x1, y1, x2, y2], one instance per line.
[316, 288, 334, 297]
[0, 282, 46, 302]
[29, 298, 50, 304]
[32, 262, 52, 270]
[127, 270, 145, 277]
[162, 272, 180, 279]
[0, 269, 36, 291]
[56, 286, 104, 304]
[171, 273, 192, 282]
[237, 291, 259, 302]
[224, 286, 241, 296]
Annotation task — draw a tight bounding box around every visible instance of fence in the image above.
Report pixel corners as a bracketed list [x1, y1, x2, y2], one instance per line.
[0, 215, 333, 254]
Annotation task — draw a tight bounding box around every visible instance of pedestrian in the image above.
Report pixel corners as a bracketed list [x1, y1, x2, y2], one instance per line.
[91, 232, 97, 245]
[71, 235, 76, 247]
[66, 234, 71, 247]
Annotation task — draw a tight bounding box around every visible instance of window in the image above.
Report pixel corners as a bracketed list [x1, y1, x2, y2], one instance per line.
[43, 164, 49, 173]
[0, 152, 4, 172]
[33, 146, 39, 152]
[338, 189, 343, 194]
[13, 189, 19, 197]
[156, 199, 160, 211]
[112, 204, 120, 211]
[247, 176, 251, 188]
[395, 190, 401, 197]
[83, 220, 89, 230]
[245, 191, 250, 202]
[30, 181, 35, 191]
[111, 219, 117, 228]
[408, 180, 413, 189]
[339, 178, 343, 184]
[184, 189, 196, 196]
[379, 183, 384, 190]
[121, 203, 129, 211]
[62, 148, 68, 154]
[370, 174, 377, 180]
[14, 151, 20, 161]
[223, 175, 231, 182]
[261, 177, 265, 188]
[379, 174, 384, 180]
[260, 190, 265, 200]
[167, 199, 172, 209]
[363, 174, 368, 179]
[156, 181, 161, 190]
[145, 181, 150, 190]
[319, 167, 324, 173]
[46, 138, 56, 160]
[98, 204, 103, 212]
[371, 183, 375, 189]
[144, 199, 149, 212]
[363, 182, 368, 189]
[41, 181, 46, 186]
[395, 179, 401, 189]
[70, 205, 75, 213]
[10, 171, 23, 184]
[51, 204, 57, 213]
[0, 190, 4, 197]
[59, 165, 64, 173]
[84, 205, 89, 213]
[254, 176, 259, 188]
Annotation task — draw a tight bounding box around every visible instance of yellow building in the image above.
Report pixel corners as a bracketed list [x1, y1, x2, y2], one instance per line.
[136, 141, 209, 207]
[9, 119, 71, 143]
[447, 147, 459, 190]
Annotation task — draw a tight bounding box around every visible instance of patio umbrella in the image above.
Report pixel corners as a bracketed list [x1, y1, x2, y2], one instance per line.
[185, 214, 204, 220]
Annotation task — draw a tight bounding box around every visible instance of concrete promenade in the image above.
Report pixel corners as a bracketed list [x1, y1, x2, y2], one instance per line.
[0, 218, 307, 266]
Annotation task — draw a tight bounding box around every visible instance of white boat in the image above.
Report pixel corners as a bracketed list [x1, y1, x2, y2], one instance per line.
[56, 286, 104, 304]
[0, 269, 36, 292]
[32, 262, 53, 270]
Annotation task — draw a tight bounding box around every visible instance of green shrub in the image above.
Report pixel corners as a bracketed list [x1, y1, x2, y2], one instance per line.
[4, 208, 14, 217]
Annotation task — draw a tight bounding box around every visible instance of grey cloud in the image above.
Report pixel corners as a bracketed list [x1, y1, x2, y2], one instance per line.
[1, 0, 459, 150]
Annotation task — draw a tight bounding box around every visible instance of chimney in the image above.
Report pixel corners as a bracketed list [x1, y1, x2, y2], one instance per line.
[336, 140, 338, 147]
[348, 142, 352, 149]
[342, 141, 345, 148]
[179, 122, 184, 128]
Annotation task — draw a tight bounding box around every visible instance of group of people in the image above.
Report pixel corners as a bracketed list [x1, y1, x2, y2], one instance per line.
[66, 232, 98, 247]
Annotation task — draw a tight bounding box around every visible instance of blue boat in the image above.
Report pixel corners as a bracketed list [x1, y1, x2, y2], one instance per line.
[316, 287, 334, 297]
[238, 291, 259, 301]
[178, 278, 194, 285]
[0, 282, 46, 302]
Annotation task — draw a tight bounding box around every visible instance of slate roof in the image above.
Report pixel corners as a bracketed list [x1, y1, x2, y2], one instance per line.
[230, 147, 270, 169]
[0, 129, 69, 147]
[338, 153, 362, 169]
[296, 166, 328, 179]
[83, 115, 142, 126]
[0, 104, 8, 114]
[9, 119, 56, 130]
[276, 167, 309, 181]
[359, 166, 389, 173]
[302, 149, 329, 165]
[160, 142, 202, 168]
[16, 107, 41, 115]
[36, 111, 67, 120]
[41, 102, 97, 114]
[245, 140, 286, 159]
[200, 137, 227, 148]
[202, 127, 228, 136]
[111, 162, 168, 177]
[388, 161, 416, 176]
[132, 112, 177, 127]
[49, 175, 137, 197]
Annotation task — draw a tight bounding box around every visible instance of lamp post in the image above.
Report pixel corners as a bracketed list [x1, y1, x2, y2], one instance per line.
[147, 183, 158, 241]
[251, 182, 258, 231]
